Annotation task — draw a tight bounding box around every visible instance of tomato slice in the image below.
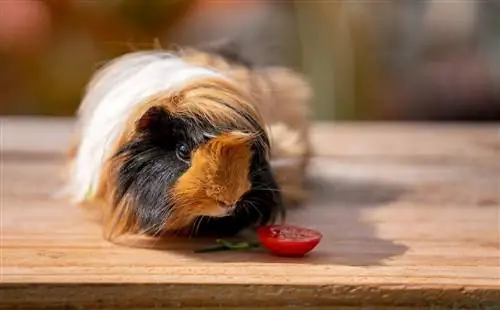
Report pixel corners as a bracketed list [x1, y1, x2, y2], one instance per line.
[256, 224, 322, 257]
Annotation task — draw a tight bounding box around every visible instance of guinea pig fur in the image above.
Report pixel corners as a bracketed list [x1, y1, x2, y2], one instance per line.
[65, 48, 312, 242]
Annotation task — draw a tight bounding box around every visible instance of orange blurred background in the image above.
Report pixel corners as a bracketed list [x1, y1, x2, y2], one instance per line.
[0, 0, 499, 121]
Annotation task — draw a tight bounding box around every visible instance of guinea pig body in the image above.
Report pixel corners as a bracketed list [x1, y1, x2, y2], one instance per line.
[65, 48, 312, 242]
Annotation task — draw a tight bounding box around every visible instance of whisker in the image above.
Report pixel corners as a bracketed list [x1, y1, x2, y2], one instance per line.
[249, 166, 269, 178]
[194, 216, 204, 237]
[189, 217, 200, 238]
[245, 200, 263, 223]
[251, 187, 281, 193]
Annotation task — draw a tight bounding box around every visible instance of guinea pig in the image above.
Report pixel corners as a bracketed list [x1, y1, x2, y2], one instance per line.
[64, 46, 312, 242]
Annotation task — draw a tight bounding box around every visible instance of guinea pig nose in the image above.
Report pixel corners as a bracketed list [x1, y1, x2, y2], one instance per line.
[215, 199, 235, 209]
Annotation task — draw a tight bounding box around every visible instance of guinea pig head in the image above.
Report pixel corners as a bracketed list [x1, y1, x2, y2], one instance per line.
[101, 78, 285, 240]
[103, 102, 283, 240]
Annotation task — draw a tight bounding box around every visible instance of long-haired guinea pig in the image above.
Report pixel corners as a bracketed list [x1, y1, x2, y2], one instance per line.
[64, 46, 312, 242]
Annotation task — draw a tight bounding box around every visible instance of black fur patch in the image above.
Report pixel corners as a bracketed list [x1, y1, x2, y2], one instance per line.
[112, 106, 284, 237]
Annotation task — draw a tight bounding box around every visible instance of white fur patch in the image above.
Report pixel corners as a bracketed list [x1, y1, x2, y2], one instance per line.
[67, 51, 228, 202]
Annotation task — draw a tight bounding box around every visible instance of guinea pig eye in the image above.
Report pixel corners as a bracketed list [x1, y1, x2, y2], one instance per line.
[176, 142, 191, 162]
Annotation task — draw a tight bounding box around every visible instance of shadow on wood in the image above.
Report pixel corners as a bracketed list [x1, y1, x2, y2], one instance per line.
[115, 173, 410, 267]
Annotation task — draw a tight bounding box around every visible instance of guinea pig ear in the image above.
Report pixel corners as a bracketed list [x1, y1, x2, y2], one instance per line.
[136, 106, 167, 132]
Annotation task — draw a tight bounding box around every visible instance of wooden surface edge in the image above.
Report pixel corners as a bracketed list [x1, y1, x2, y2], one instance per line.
[1, 283, 499, 308]
[2, 116, 499, 159]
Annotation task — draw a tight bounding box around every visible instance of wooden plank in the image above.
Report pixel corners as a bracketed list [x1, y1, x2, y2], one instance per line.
[1, 118, 500, 308]
[2, 117, 499, 160]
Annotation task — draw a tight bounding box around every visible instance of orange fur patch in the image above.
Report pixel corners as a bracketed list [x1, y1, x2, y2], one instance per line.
[102, 193, 138, 241]
[167, 132, 253, 227]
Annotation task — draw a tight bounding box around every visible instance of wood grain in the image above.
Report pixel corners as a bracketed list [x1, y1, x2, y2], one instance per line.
[1, 117, 499, 308]
[2, 116, 500, 160]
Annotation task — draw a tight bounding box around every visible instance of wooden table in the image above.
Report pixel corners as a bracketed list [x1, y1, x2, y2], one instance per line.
[1, 117, 499, 309]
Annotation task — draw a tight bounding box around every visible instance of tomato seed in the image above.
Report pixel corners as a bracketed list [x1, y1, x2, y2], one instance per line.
[270, 227, 315, 240]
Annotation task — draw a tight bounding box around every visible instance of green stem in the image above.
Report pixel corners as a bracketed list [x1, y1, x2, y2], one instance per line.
[194, 240, 261, 253]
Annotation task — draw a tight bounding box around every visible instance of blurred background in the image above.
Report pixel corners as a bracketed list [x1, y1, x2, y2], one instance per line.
[0, 0, 499, 121]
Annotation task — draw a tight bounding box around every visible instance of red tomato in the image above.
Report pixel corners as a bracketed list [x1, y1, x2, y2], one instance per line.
[256, 224, 322, 257]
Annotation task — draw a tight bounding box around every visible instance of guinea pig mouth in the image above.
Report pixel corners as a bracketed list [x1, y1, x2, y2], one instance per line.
[188, 202, 234, 219]
[214, 200, 237, 213]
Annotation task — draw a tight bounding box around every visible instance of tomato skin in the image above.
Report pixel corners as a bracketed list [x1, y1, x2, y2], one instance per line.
[256, 225, 322, 257]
